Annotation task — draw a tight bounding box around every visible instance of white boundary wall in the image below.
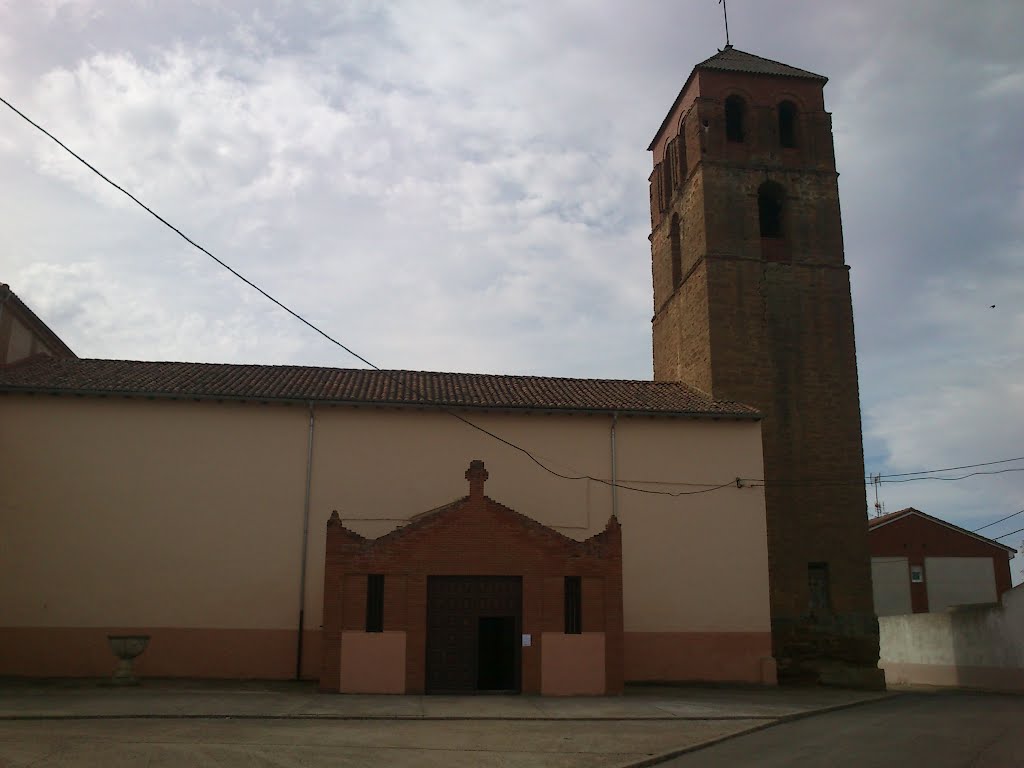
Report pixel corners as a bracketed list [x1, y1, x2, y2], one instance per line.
[880, 584, 1024, 691]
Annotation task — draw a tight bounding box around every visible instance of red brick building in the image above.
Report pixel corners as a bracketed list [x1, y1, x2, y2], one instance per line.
[869, 508, 1016, 616]
[647, 46, 881, 685]
[321, 460, 624, 695]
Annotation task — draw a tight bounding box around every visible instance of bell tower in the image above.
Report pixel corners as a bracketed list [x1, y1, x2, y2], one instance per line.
[649, 47, 882, 686]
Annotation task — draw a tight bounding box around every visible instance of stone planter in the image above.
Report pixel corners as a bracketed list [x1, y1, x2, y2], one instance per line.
[107, 635, 150, 685]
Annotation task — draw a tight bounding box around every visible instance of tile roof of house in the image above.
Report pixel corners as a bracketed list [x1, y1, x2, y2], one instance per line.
[0, 283, 76, 358]
[694, 46, 827, 82]
[0, 356, 760, 418]
[868, 507, 1018, 554]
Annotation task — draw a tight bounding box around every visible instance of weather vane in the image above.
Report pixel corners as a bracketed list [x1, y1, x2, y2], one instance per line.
[718, 0, 732, 48]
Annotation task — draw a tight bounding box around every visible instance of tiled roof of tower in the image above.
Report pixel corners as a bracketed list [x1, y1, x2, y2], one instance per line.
[695, 46, 827, 82]
[648, 47, 827, 151]
[0, 356, 759, 418]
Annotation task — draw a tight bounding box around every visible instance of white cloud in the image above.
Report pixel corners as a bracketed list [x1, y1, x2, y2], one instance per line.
[1, 1, 1022, 576]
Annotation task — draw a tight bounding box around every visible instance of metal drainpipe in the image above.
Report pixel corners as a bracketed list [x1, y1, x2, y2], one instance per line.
[610, 412, 619, 519]
[295, 402, 315, 681]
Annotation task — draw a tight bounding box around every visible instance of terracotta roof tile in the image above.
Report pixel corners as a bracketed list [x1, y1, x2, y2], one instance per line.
[695, 46, 827, 82]
[0, 356, 759, 418]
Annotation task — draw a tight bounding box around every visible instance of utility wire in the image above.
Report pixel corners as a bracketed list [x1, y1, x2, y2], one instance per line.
[744, 467, 1024, 488]
[874, 456, 1024, 479]
[974, 509, 1024, 533]
[875, 468, 1024, 484]
[0, 94, 737, 499]
[4, 94, 1022, 499]
[995, 526, 1024, 541]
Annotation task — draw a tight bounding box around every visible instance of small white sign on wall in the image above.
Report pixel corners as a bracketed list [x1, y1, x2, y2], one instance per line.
[521, 634, 532, 647]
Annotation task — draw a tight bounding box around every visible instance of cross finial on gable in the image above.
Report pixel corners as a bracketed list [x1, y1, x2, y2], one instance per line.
[465, 460, 489, 499]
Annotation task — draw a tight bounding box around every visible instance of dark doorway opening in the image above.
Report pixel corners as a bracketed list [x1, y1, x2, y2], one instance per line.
[477, 616, 518, 691]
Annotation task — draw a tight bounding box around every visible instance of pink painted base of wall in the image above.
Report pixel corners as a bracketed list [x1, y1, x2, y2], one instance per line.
[882, 662, 1024, 693]
[625, 631, 776, 685]
[339, 631, 407, 693]
[541, 632, 606, 695]
[0, 628, 322, 680]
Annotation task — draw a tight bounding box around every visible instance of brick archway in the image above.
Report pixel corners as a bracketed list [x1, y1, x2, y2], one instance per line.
[320, 460, 624, 695]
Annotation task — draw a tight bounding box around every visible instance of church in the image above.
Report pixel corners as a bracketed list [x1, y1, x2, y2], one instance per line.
[0, 46, 882, 692]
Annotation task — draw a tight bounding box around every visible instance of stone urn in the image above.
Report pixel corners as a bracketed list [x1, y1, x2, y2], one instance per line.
[107, 635, 150, 685]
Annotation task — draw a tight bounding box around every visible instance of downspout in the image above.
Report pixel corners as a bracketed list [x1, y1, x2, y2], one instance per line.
[295, 402, 315, 681]
[610, 412, 619, 519]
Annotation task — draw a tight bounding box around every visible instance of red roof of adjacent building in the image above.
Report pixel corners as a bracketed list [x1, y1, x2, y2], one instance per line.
[0, 355, 759, 418]
[868, 507, 1017, 554]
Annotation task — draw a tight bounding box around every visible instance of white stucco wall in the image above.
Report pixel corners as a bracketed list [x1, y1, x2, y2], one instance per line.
[880, 584, 1024, 691]
[1, 395, 770, 642]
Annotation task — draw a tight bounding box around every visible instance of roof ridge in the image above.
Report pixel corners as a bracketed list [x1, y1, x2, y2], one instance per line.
[62, 357, 719, 389]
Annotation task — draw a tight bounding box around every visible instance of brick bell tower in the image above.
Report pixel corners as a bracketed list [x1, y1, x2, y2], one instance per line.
[648, 47, 883, 687]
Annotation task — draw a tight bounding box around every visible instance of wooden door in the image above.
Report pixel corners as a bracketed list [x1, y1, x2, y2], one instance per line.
[425, 576, 521, 693]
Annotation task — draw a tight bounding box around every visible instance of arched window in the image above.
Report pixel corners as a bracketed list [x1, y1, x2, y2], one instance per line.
[778, 100, 798, 148]
[669, 214, 682, 288]
[725, 95, 745, 143]
[678, 116, 689, 175]
[758, 182, 785, 239]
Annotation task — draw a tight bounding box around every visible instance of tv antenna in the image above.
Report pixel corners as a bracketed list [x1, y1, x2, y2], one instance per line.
[870, 473, 885, 517]
[718, 0, 732, 48]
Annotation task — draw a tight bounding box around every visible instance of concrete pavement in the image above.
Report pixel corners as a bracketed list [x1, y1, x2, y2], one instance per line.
[659, 691, 1024, 767]
[0, 680, 894, 767]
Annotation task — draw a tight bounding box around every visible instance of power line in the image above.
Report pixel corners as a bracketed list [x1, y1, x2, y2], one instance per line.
[0, 94, 740, 500]
[875, 456, 1024, 479]
[744, 466, 1024, 489]
[974, 509, 1024, 533]
[4, 94, 1022, 501]
[876, 468, 1024, 484]
[995, 528, 1019, 544]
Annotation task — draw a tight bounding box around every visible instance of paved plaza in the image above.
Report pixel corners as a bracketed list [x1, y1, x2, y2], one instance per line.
[0, 680, 891, 767]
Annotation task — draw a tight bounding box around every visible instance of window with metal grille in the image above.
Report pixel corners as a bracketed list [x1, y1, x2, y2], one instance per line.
[807, 563, 831, 615]
[564, 576, 582, 634]
[366, 574, 384, 632]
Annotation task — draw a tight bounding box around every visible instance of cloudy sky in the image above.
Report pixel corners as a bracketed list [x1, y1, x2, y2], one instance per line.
[1, 0, 1022, 573]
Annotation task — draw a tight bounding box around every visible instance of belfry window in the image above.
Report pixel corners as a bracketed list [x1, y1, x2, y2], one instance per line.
[725, 95, 745, 143]
[669, 214, 682, 289]
[808, 563, 831, 616]
[778, 101, 798, 148]
[758, 182, 785, 239]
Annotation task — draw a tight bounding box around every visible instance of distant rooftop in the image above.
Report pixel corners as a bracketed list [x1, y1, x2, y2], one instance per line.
[0, 283, 76, 359]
